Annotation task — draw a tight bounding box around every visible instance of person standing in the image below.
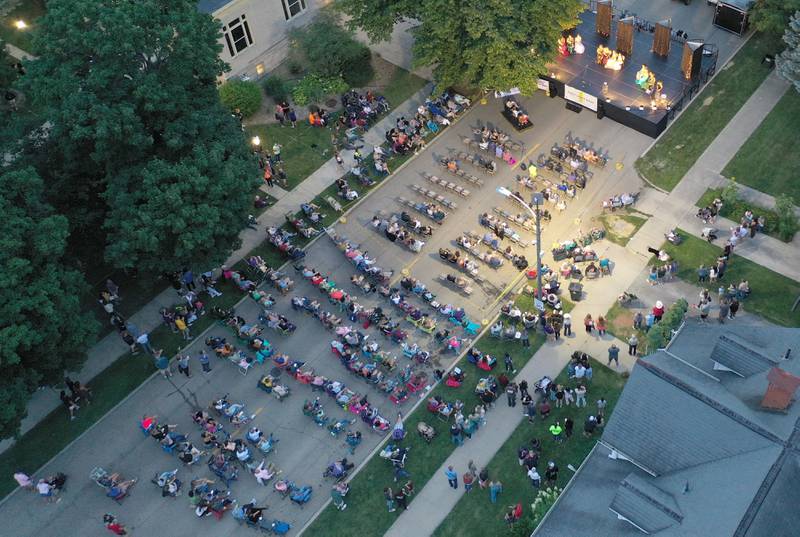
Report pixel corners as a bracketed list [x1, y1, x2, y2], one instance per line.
[729, 298, 739, 319]
[136, 332, 155, 355]
[384, 487, 396, 512]
[463, 470, 475, 492]
[563, 313, 572, 336]
[564, 417, 574, 439]
[607, 344, 620, 367]
[175, 316, 191, 341]
[628, 334, 639, 356]
[699, 300, 710, 323]
[394, 487, 407, 510]
[549, 421, 563, 443]
[526, 398, 537, 423]
[60, 391, 79, 420]
[181, 268, 195, 292]
[518, 380, 529, 399]
[596, 316, 606, 336]
[504, 353, 516, 374]
[450, 422, 463, 446]
[177, 354, 191, 378]
[489, 480, 503, 503]
[121, 330, 138, 354]
[584, 314, 594, 334]
[527, 466, 541, 488]
[633, 311, 643, 331]
[521, 328, 530, 348]
[718, 299, 729, 324]
[575, 385, 587, 407]
[154, 349, 172, 379]
[544, 462, 559, 486]
[445, 466, 458, 489]
[272, 142, 282, 162]
[596, 397, 607, 419]
[275, 104, 285, 125]
[198, 350, 211, 373]
[506, 382, 518, 407]
[288, 109, 297, 128]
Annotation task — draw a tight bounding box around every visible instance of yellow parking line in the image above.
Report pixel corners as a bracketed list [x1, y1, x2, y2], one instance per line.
[486, 269, 527, 312]
[511, 143, 541, 171]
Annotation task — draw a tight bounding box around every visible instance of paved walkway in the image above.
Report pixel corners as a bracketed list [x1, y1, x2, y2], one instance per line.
[0, 82, 434, 454]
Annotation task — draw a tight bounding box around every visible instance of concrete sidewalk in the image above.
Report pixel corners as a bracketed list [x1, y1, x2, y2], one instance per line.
[0, 83, 434, 455]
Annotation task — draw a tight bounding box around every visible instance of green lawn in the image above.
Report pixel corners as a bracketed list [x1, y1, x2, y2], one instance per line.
[246, 122, 335, 190]
[722, 89, 800, 200]
[605, 302, 649, 355]
[379, 63, 428, 109]
[597, 211, 648, 247]
[660, 230, 800, 327]
[635, 33, 779, 191]
[0, 0, 46, 52]
[432, 358, 627, 537]
[305, 295, 547, 537]
[696, 187, 793, 242]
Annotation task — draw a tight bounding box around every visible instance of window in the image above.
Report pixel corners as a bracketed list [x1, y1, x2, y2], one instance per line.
[222, 15, 253, 57]
[281, 0, 306, 20]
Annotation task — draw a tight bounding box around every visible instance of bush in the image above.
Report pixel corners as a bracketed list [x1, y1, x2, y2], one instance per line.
[218, 79, 263, 118]
[263, 76, 290, 102]
[292, 12, 375, 88]
[646, 298, 688, 350]
[720, 180, 740, 208]
[774, 194, 799, 241]
[287, 58, 304, 75]
[291, 74, 349, 106]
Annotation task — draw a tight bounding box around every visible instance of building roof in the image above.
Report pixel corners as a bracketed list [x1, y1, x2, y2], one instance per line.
[710, 334, 777, 377]
[601, 356, 775, 475]
[534, 322, 800, 537]
[197, 0, 234, 14]
[609, 474, 682, 533]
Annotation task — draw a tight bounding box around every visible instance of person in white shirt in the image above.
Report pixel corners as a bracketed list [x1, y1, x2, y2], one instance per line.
[527, 467, 541, 488]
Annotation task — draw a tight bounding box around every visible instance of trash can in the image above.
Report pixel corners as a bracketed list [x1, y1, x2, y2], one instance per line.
[569, 282, 583, 302]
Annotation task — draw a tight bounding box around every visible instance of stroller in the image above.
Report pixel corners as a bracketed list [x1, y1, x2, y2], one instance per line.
[417, 421, 437, 444]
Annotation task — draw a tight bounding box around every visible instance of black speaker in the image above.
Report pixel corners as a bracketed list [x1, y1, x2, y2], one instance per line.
[565, 102, 582, 113]
[597, 104, 605, 120]
[714, 2, 749, 36]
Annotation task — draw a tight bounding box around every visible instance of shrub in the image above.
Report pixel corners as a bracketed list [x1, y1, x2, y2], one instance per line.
[719, 180, 739, 208]
[292, 12, 374, 88]
[218, 79, 263, 118]
[291, 74, 348, 106]
[774, 194, 799, 241]
[646, 298, 688, 350]
[263, 75, 290, 102]
[287, 58, 304, 75]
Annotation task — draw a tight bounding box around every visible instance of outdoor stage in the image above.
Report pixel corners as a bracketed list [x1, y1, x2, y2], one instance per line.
[539, 10, 717, 137]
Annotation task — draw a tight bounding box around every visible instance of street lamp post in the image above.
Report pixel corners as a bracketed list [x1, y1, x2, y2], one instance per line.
[497, 187, 544, 302]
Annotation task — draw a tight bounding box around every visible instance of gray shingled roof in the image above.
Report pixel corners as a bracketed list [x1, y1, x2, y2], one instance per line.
[610, 474, 682, 533]
[710, 335, 777, 378]
[601, 357, 775, 475]
[197, 0, 233, 14]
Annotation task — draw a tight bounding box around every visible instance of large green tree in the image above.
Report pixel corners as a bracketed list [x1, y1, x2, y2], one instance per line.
[21, 0, 258, 272]
[777, 11, 800, 92]
[0, 168, 98, 438]
[338, 0, 584, 94]
[751, 0, 800, 35]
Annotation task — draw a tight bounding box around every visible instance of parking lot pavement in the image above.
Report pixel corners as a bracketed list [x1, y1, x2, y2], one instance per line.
[0, 91, 658, 536]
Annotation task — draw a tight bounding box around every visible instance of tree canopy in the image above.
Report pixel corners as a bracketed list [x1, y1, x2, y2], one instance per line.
[777, 11, 800, 92]
[20, 0, 258, 272]
[338, 0, 584, 94]
[751, 0, 800, 35]
[0, 168, 98, 438]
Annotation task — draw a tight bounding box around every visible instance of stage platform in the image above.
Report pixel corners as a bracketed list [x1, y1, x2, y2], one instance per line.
[540, 10, 717, 137]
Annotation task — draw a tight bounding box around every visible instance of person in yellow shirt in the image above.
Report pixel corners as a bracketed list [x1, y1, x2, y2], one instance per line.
[175, 316, 191, 340]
